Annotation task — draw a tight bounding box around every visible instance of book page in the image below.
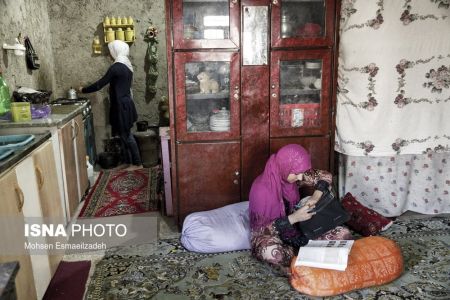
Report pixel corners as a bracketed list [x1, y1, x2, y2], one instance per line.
[304, 240, 354, 250]
[295, 240, 354, 271]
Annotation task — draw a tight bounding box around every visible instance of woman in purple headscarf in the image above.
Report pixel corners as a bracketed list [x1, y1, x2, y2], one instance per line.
[249, 144, 351, 273]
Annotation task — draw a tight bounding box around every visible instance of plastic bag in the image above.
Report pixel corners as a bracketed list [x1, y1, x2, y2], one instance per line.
[0, 74, 11, 116]
[13, 89, 52, 104]
[31, 104, 51, 119]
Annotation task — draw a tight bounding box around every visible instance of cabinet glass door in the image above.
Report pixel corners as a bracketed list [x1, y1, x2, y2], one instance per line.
[270, 49, 331, 137]
[173, 0, 240, 49]
[174, 52, 240, 141]
[271, 0, 335, 48]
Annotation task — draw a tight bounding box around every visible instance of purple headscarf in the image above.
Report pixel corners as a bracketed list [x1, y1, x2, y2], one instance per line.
[249, 144, 312, 231]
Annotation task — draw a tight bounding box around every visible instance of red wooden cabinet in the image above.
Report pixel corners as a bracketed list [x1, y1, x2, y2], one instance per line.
[174, 51, 240, 142]
[166, 0, 338, 225]
[177, 142, 241, 221]
[172, 0, 240, 49]
[270, 49, 332, 137]
[271, 0, 336, 48]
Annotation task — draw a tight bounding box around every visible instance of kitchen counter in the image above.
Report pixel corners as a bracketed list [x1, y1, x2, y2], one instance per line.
[0, 132, 51, 174]
[0, 103, 86, 128]
[0, 261, 19, 299]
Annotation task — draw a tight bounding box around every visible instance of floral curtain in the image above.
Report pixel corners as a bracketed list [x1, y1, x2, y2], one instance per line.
[338, 153, 450, 217]
[336, 0, 450, 156]
[336, 0, 450, 216]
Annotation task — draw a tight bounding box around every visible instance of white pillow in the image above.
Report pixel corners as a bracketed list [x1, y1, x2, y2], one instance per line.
[180, 201, 251, 253]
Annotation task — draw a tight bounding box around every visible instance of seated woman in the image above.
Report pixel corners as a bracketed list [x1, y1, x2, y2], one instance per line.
[249, 144, 352, 274]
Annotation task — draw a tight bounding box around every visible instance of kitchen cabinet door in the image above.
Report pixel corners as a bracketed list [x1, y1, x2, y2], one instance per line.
[15, 157, 53, 299]
[271, 0, 336, 48]
[270, 49, 332, 137]
[74, 114, 89, 197]
[176, 142, 241, 223]
[0, 169, 37, 300]
[33, 141, 64, 276]
[174, 51, 240, 142]
[172, 0, 240, 49]
[33, 141, 63, 223]
[59, 120, 79, 220]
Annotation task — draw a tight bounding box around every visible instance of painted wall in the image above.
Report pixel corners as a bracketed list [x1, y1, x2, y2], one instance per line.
[47, 0, 168, 153]
[0, 0, 56, 93]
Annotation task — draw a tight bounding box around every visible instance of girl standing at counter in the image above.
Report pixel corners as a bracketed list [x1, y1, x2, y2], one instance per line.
[79, 40, 142, 171]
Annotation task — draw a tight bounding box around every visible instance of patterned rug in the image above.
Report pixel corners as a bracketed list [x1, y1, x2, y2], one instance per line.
[79, 167, 161, 218]
[85, 216, 450, 299]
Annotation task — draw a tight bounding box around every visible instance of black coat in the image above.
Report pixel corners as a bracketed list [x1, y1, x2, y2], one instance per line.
[82, 63, 137, 136]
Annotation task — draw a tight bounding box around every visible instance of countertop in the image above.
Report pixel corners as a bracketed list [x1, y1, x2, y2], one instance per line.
[0, 261, 19, 299]
[0, 103, 85, 128]
[0, 132, 51, 175]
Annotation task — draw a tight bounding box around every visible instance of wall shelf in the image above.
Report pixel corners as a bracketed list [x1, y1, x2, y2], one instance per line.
[103, 20, 135, 43]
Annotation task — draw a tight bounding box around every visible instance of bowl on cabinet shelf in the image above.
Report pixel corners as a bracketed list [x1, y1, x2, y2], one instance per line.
[299, 76, 317, 88]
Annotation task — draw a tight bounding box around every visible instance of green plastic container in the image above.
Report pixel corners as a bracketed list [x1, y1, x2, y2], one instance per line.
[0, 74, 11, 116]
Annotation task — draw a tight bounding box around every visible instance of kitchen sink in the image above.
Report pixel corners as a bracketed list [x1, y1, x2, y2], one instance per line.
[50, 104, 80, 115]
[0, 148, 14, 161]
[0, 134, 35, 150]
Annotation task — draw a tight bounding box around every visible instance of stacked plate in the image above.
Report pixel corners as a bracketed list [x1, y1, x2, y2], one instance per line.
[209, 108, 230, 132]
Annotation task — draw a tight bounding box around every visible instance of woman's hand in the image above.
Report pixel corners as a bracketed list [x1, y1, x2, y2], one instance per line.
[306, 189, 324, 207]
[77, 86, 84, 93]
[288, 204, 316, 224]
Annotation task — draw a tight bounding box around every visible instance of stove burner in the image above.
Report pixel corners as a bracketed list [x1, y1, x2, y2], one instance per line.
[52, 97, 89, 105]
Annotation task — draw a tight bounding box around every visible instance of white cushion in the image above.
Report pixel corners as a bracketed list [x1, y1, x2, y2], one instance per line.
[180, 201, 251, 253]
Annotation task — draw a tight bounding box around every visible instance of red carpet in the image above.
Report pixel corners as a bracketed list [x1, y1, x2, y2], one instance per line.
[43, 261, 91, 300]
[79, 167, 160, 218]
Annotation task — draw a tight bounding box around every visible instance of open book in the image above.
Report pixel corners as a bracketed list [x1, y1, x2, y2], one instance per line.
[294, 240, 354, 271]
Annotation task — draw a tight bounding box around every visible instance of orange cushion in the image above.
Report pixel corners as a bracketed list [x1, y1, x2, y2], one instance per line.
[290, 236, 403, 297]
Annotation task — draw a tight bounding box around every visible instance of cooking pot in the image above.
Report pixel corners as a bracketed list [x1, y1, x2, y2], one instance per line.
[98, 152, 119, 169]
[136, 120, 148, 132]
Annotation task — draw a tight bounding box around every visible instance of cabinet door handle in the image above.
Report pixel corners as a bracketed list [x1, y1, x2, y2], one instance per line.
[14, 184, 24, 212]
[35, 166, 44, 190]
[74, 120, 80, 138]
[234, 170, 240, 176]
[71, 123, 76, 140]
[233, 85, 240, 101]
[233, 179, 239, 185]
[272, 0, 279, 5]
